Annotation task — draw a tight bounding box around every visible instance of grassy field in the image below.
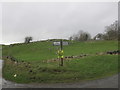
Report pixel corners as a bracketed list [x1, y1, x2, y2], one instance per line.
[2, 40, 119, 83]
[2, 40, 118, 61]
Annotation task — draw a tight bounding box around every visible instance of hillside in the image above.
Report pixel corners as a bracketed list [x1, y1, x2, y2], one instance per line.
[2, 40, 118, 61]
[2, 40, 119, 83]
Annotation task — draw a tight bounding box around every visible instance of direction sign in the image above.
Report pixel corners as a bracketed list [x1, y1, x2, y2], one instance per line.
[53, 41, 69, 46]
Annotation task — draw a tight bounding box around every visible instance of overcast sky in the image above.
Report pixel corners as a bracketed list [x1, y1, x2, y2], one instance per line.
[1, 2, 118, 44]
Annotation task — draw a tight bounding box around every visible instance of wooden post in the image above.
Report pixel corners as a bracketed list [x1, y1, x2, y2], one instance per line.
[60, 39, 63, 50]
[60, 39, 63, 66]
[61, 58, 63, 66]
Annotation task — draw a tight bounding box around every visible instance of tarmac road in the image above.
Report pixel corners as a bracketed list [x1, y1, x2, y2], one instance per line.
[0, 60, 119, 88]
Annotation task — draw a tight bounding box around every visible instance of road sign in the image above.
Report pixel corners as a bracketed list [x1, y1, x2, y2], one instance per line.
[53, 41, 69, 46]
[53, 42, 60, 46]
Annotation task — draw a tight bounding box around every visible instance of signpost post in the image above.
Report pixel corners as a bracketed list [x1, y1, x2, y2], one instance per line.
[53, 39, 66, 66]
[60, 39, 63, 66]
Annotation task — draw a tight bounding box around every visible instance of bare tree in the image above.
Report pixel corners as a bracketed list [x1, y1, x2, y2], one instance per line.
[78, 31, 91, 41]
[72, 34, 79, 41]
[93, 33, 103, 40]
[69, 30, 91, 41]
[24, 36, 33, 43]
[69, 36, 73, 41]
[104, 20, 118, 40]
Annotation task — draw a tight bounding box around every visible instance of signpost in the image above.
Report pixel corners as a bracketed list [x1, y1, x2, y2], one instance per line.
[53, 41, 69, 46]
[56, 40, 64, 66]
[53, 39, 67, 66]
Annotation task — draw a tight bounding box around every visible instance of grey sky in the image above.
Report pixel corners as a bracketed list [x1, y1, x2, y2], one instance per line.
[1, 2, 118, 44]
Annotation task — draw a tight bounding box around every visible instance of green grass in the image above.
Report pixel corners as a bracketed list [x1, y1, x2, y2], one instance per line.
[3, 55, 118, 83]
[2, 40, 119, 83]
[2, 40, 118, 61]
